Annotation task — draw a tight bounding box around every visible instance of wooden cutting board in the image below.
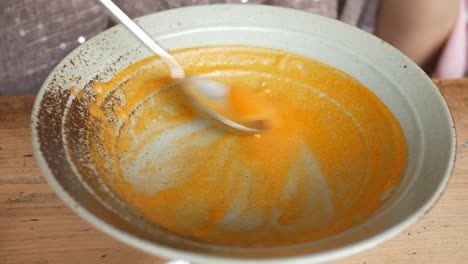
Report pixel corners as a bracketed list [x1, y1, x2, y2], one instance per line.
[0, 78, 467, 264]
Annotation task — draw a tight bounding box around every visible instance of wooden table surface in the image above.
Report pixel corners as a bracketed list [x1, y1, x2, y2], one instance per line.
[1, 79, 467, 264]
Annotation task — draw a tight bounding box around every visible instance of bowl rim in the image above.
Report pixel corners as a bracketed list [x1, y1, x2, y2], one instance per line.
[31, 4, 457, 264]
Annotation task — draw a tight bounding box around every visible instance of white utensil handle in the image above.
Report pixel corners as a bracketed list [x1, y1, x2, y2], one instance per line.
[97, 0, 185, 79]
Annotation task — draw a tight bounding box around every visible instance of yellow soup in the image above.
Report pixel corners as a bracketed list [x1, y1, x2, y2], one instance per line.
[81, 46, 407, 247]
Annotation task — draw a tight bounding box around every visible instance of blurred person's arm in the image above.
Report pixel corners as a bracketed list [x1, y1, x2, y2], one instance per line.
[375, 0, 460, 72]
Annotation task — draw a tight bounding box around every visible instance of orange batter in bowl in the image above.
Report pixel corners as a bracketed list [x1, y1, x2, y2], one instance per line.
[81, 46, 407, 246]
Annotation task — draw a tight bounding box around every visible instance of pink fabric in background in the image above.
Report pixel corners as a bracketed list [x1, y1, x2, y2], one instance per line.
[434, 0, 467, 78]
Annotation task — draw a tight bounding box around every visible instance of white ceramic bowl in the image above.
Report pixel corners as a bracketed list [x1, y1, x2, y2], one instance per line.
[32, 4, 456, 264]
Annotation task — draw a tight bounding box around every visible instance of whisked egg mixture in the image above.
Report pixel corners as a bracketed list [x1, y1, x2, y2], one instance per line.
[79, 46, 407, 246]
